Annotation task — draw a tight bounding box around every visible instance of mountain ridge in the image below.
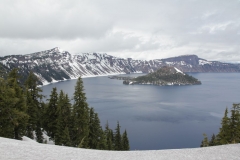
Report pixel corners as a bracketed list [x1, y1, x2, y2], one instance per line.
[0, 47, 239, 85]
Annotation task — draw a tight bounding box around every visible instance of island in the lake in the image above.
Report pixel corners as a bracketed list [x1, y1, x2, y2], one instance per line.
[109, 66, 202, 86]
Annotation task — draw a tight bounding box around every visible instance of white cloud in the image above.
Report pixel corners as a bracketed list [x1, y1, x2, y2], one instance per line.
[0, 0, 240, 62]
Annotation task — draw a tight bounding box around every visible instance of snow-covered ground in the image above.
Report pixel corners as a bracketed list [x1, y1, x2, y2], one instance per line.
[0, 137, 240, 160]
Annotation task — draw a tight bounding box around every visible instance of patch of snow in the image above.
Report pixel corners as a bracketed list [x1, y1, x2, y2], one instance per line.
[22, 136, 37, 143]
[199, 59, 212, 65]
[50, 78, 59, 83]
[180, 61, 186, 65]
[1, 137, 240, 160]
[38, 71, 126, 87]
[166, 62, 174, 65]
[58, 47, 64, 53]
[174, 67, 185, 75]
[42, 132, 55, 145]
[0, 60, 7, 66]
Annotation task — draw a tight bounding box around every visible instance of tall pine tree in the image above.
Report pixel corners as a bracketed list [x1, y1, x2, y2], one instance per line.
[88, 108, 107, 149]
[235, 103, 240, 143]
[202, 133, 209, 147]
[98, 129, 107, 150]
[208, 134, 216, 146]
[122, 130, 130, 150]
[44, 87, 58, 141]
[105, 121, 114, 150]
[203, 104, 240, 146]
[55, 90, 72, 146]
[71, 77, 89, 148]
[88, 108, 98, 149]
[7, 69, 28, 140]
[215, 108, 231, 145]
[229, 104, 240, 143]
[0, 74, 28, 139]
[25, 71, 44, 142]
[0, 78, 14, 138]
[114, 121, 122, 150]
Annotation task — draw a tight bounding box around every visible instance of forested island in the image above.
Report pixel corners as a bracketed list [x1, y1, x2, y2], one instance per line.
[109, 66, 201, 86]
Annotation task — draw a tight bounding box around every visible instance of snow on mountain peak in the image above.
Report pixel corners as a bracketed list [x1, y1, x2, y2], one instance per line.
[56, 47, 63, 53]
[1, 48, 240, 85]
[52, 47, 64, 53]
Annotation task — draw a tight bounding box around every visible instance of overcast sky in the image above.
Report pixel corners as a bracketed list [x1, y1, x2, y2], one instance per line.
[0, 0, 240, 62]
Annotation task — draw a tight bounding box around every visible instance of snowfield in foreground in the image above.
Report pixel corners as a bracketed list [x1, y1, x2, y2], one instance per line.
[1, 137, 240, 160]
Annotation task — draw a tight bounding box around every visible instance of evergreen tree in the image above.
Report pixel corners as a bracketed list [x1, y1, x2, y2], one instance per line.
[6, 69, 28, 140]
[229, 104, 240, 143]
[94, 111, 106, 149]
[88, 108, 107, 149]
[61, 126, 71, 146]
[62, 94, 72, 146]
[0, 65, 7, 79]
[1, 69, 130, 150]
[44, 87, 58, 140]
[216, 108, 231, 145]
[105, 121, 114, 150]
[109, 129, 114, 149]
[55, 90, 72, 146]
[114, 121, 122, 150]
[88, 108, 98, 149]
[0, 76, 28, 139]
[0, 78, 14, 138]
[203, 104, 240, 147]
[25, 71, 43, 142]
[202, 133, 209, 147]
[122, 130, 130, 150]
[71, 77, 89, 148]
[35, 121, 43, 143]
[208, 134, 216, 146]
[235, 103, 240, 143]
[98, 129, 107, 150]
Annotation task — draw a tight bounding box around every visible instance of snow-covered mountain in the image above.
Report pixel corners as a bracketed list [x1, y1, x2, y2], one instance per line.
[0, 137, 240, 160]
[0, 47, 239, 85]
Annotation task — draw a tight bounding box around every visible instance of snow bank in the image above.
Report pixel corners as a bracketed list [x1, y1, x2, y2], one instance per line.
[22, 136, 37, 143]
[0, 137, 240, 160]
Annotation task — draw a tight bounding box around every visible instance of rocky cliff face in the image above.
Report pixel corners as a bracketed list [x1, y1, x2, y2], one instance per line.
[0, 47, 239, 85]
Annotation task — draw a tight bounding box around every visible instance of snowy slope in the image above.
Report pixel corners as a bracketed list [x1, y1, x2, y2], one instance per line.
[0, 47, 240, 85]
[0, 137, 240, 160]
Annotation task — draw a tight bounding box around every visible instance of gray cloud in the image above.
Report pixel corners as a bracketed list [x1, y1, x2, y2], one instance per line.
[0, 0, 113, 39]
[0, 0, 240, 62]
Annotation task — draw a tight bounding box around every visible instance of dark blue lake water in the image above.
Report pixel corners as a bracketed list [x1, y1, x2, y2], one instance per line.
[41, 73, 240, 150]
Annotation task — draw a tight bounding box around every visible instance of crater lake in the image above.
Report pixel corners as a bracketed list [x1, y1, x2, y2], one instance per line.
[41, 73, 240, 150]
